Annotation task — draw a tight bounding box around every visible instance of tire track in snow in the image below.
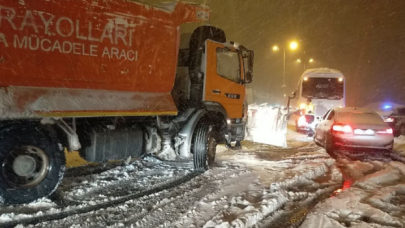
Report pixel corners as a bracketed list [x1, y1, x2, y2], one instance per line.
[195, 158, 340, 228]
[58, 159, 194, 205]
[127, 171, 255, 228]
[169, 171, 259, 228]
[25, 167, 250, 228]
[0, 170, 200, 228]
[256, 162, 343, 228]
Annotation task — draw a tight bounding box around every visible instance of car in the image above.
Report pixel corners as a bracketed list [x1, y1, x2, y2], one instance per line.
[384, 106, 405, 136]
[314, 107, 394, 153]
[295, 113, 316, 133]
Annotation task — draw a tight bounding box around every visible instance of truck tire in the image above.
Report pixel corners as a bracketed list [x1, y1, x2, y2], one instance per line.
[192, 122, 217, 171]
[0, 125, 66, 204]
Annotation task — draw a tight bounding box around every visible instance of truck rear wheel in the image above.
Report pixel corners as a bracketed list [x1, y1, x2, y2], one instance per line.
[192, 122, 217, 171]
[0, 125, 66, 204]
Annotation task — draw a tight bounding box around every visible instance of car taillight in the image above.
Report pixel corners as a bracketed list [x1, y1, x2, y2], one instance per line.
[377, 128, 393, 134]
[332, 124, 352, 134]
[305, 115, 315, 124]
[385, 117, 395, 123]
[298, 115, 307, 126]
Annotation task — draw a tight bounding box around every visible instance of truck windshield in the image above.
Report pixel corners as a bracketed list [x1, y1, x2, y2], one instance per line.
[216, 48, 241, 83]
[302, 78, 344, 100]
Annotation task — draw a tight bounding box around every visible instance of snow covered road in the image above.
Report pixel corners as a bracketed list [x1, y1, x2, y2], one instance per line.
[1, 130, 405, 227]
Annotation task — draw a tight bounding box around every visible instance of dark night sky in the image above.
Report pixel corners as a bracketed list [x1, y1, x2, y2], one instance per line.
[143, 0, 405, 107]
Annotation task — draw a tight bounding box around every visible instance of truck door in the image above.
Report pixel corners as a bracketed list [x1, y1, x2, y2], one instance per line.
[204, 40, 246, 119]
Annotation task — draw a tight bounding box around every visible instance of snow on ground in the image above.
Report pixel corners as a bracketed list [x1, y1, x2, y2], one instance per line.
[0, 137, 342, 228]
[301, 148, 405, 227]
[393, 135, 405, 157]
[2, 125, 405, 227]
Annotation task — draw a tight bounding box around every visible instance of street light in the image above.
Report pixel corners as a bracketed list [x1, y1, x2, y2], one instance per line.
[289, 41, 298, 50]
[273, 41, 298, 89]
[297, 58, 314, 71]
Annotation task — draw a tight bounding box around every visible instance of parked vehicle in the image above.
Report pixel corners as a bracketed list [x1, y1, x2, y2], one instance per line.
[0, 0, 254, 204]
[314, 107, 394, 153]
[296, 114, 316, 133]
[384, 107, 405, 136]
[295, 68, 345, 133]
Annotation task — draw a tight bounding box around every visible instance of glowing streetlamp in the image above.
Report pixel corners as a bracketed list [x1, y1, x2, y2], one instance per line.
[297, 58, 314, 71]
[289, 41, 298, 50]
[272, 41, 299, 89]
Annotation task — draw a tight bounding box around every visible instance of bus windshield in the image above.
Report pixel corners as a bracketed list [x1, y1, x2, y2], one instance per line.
[302, 77, 344, 100]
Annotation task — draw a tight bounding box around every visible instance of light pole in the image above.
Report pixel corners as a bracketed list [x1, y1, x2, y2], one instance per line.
[297, 58, 314, 71]
[272, 41, 298, 97]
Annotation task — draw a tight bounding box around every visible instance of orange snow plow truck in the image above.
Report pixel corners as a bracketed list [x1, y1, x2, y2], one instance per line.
[0, 0, 254, 204]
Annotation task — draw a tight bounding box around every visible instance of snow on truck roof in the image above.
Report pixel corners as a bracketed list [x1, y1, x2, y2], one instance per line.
[301, 68, 344, 78]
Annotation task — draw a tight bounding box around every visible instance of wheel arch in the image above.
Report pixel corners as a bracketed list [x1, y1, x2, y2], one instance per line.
[0, 120, 73, 156]
[178, 105, 227, 158]
[204, 101, 228, 139]
[204, 101, 229, 120]
[0, 120, 58, 140]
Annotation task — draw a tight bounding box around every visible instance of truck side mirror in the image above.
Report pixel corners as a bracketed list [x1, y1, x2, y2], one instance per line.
[244, 71, 253, 84]
[247, 50, 254, 73]
[243, 50, 254, 84]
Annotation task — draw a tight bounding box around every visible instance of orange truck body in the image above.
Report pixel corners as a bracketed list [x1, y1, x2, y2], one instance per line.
[0, 0, 254, 205]
[0, 0, 209, 119]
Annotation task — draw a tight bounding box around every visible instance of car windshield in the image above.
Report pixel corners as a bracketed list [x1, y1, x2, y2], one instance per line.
[337, 111, 384, 125]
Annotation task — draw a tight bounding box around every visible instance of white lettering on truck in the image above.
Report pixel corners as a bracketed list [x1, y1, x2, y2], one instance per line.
[56, 17, 74, 37]
[38, 12, 55, 35]
[0, 6, 17, 30]
[0, 5, 137, 61]
[0, 33, 7, 47]
[19, 10, 39, 33]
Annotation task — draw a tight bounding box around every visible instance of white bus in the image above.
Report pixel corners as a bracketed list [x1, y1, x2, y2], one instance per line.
[295, 68, 345, 131]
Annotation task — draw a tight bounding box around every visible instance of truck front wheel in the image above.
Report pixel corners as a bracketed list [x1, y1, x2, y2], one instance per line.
[192, 122, 217, 171]
[0, 125, 66, 204]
